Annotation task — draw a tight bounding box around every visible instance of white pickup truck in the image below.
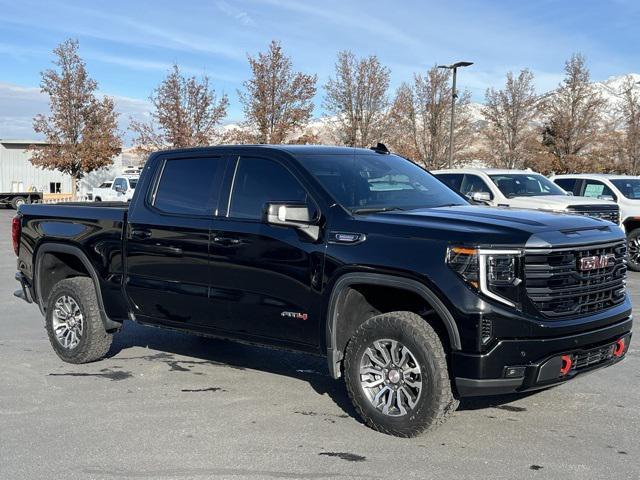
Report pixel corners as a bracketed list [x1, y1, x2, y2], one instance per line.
[551, 174, 640, 270]
[433, 168, 620, 222]
[90, 176, 138, 202]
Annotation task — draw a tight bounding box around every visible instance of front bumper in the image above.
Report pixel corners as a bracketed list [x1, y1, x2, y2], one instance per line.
[453, 316, 632, 397]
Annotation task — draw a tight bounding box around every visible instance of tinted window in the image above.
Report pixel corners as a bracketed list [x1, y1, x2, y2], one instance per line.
[229, 158, 309, 220]
[553, 178, 577, 193]
[99, 182, 112, 188]
[113, 178, 127, 191]
[297, 154, 466, 211]
[461, 174, 493, 199]
[129, 178, 138, 189]
[582, 180, 616, 200]
[611, 179, 640, 199]
[154, 157, 224, 215]
[489, 173, 566, 197]
[436, 174, 463, 192]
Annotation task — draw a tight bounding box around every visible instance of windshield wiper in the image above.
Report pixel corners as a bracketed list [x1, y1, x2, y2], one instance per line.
[352, 206, 405, 214]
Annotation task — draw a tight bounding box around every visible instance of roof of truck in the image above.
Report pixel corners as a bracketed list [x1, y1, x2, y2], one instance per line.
[552, 173, 640, 180]
[433, 168, 541, 176]
[151, 144, 388, 157]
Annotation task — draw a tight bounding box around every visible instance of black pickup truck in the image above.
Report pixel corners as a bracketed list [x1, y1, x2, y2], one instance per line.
[13, 145, 632, 437]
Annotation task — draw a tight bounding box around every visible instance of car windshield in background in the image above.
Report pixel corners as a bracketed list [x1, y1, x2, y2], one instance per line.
[296, 153, 467, 212]
[489, 173, 566, 198]
[611, 179, 640, 199]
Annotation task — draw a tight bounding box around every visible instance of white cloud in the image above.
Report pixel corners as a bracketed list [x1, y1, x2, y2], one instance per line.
[0, 82, 151, 143]
[216, 1, 256, 27]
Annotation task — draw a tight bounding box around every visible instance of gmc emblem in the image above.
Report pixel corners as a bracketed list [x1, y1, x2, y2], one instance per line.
[578, 253, 615, 271]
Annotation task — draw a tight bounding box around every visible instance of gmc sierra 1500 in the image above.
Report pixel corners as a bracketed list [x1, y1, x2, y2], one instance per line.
[13, 145, 632, 437]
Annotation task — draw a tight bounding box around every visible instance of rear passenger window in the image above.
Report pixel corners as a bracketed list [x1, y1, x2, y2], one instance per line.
[554, 178, 577, 193]
[229, 157, 309, 220]
[436, 174, 464, 192]
[154, 157, 225, 215]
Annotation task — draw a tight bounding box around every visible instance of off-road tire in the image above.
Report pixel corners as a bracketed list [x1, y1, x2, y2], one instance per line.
[344, 311, 458, 437]
[45, 277, 112, 363]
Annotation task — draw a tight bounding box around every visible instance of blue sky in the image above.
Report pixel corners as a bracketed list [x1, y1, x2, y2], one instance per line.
[1, 0, 639, 140]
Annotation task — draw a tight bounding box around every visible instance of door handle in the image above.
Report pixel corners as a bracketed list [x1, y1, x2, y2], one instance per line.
[213, 236, 241, 246]
[131, 229, 151, 240]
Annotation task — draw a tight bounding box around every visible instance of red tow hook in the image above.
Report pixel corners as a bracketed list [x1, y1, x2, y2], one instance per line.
[559, 355, 573, 376]
[613, 339, 626, 358]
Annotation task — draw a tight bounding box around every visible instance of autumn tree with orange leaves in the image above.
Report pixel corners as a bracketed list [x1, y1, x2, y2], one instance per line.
[31, 39, 121, 198]
[237, 40, 317, 144]
[130, 64, 229, 154]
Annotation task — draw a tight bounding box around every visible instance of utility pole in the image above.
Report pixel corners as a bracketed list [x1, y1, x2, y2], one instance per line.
[438, 61, 473, 168]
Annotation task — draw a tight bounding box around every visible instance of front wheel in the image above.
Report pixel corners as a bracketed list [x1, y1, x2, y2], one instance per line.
[627, 228, 640, 271]
[45, 277, 112, 363]
[343, 311, 458, 437]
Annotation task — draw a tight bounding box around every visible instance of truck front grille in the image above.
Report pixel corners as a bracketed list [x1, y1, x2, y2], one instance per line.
[567, 204, 620, 224]
[524, 241, 627, 318]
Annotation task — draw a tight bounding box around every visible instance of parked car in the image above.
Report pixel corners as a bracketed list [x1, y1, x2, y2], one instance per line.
[13, 145, 631, 437]
[90, 176, 138, 202]
[551, 174, 640, 270]
[434, 168, 620, 224]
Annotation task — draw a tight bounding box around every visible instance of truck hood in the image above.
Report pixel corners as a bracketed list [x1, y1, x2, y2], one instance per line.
[504, 195, 615, 210]
[364, 205, 624, 248]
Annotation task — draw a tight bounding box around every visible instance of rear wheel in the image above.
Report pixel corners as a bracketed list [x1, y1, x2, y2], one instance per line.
[10, 196, 26, 210]
[94, 197, 102, 202]
[344, 311, 458, 437]
[45, 277, 112, 363]
[627, 228, 640, 271]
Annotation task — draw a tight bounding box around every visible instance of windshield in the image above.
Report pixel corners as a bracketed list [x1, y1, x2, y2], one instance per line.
[296, 153, 467, 212]
[489, 173, 566, 198]
[611, 179, 640, 199]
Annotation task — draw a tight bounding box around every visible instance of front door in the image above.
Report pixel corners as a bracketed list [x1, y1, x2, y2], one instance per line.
[125, 154, 229, 327]
[209, 155, 324, 347]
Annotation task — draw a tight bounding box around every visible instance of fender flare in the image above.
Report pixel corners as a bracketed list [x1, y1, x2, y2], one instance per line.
[325, 272, 461, 379]
[34, 243, 121, 331]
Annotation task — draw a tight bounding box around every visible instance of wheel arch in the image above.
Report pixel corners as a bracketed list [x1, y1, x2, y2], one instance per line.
[325, 272, 461, 379]
[34, 243, 121, 332]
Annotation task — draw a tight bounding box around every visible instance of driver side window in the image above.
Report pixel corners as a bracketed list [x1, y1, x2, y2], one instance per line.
[229, 157, 314, 221]
[460, 174, 493, 199]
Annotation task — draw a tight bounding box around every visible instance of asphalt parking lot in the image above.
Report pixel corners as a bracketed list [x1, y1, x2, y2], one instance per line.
[0, 208, 638, 480]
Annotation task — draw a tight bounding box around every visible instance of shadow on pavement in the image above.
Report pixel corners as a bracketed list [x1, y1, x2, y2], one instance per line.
[107, 320, 361, 421]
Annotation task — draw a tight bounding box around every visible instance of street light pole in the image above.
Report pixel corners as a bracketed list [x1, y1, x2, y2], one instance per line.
[438, 61, 473, 168]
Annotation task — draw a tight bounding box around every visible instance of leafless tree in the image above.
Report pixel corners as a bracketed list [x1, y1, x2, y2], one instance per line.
[614, 76, 640, 174]
[238, 40, 317, 144]
[31, 39, 121, 198]
[482, 69, 538, 169]
[538, 54, 607, 173]
[130, 64, 229, 154]
[323, 51, 391, 147]
[388, 66, 473, 169]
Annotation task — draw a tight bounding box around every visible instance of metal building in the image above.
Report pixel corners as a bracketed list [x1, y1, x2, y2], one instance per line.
[0, 139, 72, 194]
[0, 139, 144, 199]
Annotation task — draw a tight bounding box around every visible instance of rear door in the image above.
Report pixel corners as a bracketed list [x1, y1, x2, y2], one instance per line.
[208, 155, 324, 347]
[125, 154, 230, 327]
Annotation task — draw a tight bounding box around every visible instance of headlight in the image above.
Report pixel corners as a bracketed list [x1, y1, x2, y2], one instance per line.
[446, 247, 523, 307]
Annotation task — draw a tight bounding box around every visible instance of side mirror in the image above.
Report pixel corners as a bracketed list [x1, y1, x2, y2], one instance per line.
[470, 191, 491, 203]
[566, 191, 574, 196]
[598, 195, 615, 202]
[266, 203, 319, 241]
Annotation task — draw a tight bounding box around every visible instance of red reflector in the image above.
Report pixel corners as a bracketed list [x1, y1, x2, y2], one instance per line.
[560, 355, 573, 375]
[613, 339, 625, 358]
[11, 215, 21, 256]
